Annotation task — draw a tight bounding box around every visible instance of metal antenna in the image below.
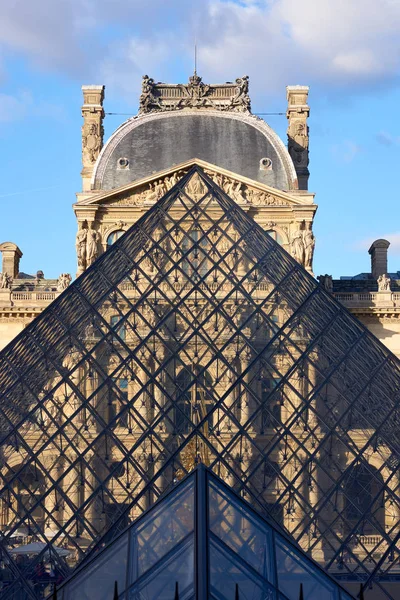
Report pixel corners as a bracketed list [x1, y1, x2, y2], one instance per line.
[194, 42, 197, 75]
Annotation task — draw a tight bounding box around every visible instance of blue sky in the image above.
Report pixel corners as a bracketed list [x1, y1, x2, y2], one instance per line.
[0, 0, 400, 279]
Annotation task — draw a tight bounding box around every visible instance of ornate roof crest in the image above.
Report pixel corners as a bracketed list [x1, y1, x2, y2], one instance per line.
[138, 72, 251, 114]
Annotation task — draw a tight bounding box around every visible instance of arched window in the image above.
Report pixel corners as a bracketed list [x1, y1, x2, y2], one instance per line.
[343, 462, 385, 535]
[174, 367, 213, 434]
[107, 230, 124, 249]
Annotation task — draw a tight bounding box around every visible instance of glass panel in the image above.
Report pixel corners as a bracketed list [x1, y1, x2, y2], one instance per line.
[128, 539, 194, 600]
[209, 479, 274, 583]
[131, 479, 194, 582]
[210, 539, 276, 600]
[63, 533, 128, 600]
[275, 536, 337, 600]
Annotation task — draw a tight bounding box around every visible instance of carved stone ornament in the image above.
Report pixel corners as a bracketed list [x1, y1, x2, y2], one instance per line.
[138, 72, 251, 114]
[318, 274, 333, 293]
[82, 122, 102, 164]
[377, 273, 391, 292]
[107, 168, 291, 210]
[0, 272, 12, 289]
[57, 273, 72, 292]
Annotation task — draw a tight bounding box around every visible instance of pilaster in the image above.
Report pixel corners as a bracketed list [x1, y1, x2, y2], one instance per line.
[286, 86, 310, 191]
[81, 85, 105, 193]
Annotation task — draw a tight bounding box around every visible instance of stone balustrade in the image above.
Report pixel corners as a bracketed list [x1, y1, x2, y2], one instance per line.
[334, 291, 400, 308]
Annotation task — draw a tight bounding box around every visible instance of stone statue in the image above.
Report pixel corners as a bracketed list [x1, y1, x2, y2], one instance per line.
[87, 222, 100, 266]
[76, 223, 88, 270]
[82, 122, 101, 164]
[57, 273, 72, 292]
[139, 75, 162, 114]
[291, 228, 305, 265]
[318, 274, 333, 293]
[0, 272, 12, 289]
[289, 122, 309, 166]
[303, 223, 315, 270]
[377, 273, 391, 292]
[228, 76, 251, 112]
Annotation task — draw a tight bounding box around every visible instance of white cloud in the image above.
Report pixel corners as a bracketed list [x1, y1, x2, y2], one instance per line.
[0, 0, 400, 100]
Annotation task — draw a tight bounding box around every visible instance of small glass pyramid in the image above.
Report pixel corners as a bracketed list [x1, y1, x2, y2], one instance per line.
[57, 465, 354, 600]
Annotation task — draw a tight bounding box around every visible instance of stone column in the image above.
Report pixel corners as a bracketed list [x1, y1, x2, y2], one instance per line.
[286, 86, 310, 191]
[81, 85, 105, 192]
[240, 349, 252, 427]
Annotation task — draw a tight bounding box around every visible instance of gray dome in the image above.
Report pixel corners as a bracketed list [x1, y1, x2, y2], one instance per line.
[93, 111, 297, 191]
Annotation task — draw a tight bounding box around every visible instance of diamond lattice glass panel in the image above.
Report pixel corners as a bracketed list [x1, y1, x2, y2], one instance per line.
[209, 539, 275, 600]
[63, 533, 128, 600]
[209, 479, 274, 582]
[0, 167, 398, 599]
[275, 535, 337, 600]
[131, 478, 194, 581]
[128, 539, 194, 600]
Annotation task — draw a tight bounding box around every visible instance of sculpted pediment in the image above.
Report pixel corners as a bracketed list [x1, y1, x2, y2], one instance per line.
[75, 158, 314, 210]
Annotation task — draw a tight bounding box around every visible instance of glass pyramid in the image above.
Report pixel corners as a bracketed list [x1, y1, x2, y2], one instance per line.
[0, 167, 398, 599]
[56, 465, 354, 600]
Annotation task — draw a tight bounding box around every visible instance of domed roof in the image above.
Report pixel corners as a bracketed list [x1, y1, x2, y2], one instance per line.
[92, 110, 298, 192]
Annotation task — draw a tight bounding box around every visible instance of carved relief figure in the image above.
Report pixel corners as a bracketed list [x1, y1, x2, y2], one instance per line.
[377, 274, 391, 292]
[87, 222, 100, 266]
[0, 273, 12, 289]
[291, 228, 305, 265]
[303, 223, 315, 270]
[57, 273, 72, 292]
[289, 122, 309, 166]
[178, 72, 212, 109]
[82, 123, 101, 164]
[76, 223, 88, 270]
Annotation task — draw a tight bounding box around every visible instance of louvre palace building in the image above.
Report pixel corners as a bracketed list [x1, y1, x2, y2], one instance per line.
[0, 73, 399, 600]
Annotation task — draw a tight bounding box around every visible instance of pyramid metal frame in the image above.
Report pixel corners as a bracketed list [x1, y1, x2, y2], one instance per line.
[0, 167, 399, 599]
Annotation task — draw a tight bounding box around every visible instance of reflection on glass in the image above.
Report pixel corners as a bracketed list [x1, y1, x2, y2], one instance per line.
[209, 480, 274, 583]
[64, 534, 128, 600]
[129, 540, 194, 600]
[275, 536, 336, 600]
[131, 479, 194, 581]
[209, 540, 275, 600]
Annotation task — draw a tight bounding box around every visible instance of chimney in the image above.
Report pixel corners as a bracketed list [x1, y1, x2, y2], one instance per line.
[368, 239, 390, 279]
[0, 242, 22, 278]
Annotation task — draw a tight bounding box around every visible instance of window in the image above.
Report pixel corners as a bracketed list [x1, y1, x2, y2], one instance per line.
[111, 315, 126, 341]
[109, 378, 129, 428]
[107, 230, 124, 249]
[260, 378, 281, 432]
[174, 368, 213, 434]
[343, 462, 385, 535]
